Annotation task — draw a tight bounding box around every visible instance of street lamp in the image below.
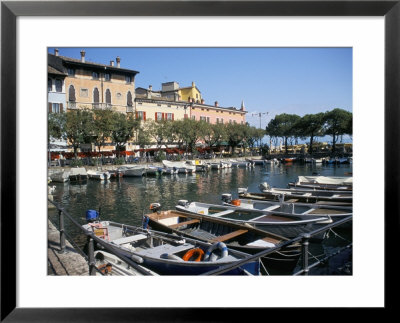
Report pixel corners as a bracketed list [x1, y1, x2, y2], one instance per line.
[251, 112, 269, 149]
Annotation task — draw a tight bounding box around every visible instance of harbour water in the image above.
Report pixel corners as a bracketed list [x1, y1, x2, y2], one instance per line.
[48, 161, 353, 275]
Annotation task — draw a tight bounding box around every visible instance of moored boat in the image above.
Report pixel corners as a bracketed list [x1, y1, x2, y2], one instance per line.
[144, 204, 302, 274]
[49, 170, 70, 182]
[118, 165, 146, 177]
[287, 176, 353, 191]
[87, 169, 111, 181]
[82, 211, 260, 275]
[175, 200, 331, 240]
[69, 167, 88, 182]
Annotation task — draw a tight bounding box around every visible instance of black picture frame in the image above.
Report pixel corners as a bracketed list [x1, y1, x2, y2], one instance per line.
[1, 1, 398, 321]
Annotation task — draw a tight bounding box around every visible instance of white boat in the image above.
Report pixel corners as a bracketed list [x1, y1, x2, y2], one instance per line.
[220, 161, 232, 168]
[240, 185, 352, 204]
[207, 162, 221, 169]
[162, 160, 196, 173]
[118, 165, 146, 177]
[288, 176, 353, 190]
[221, 194, 352, 221]
[163, 167, 178, 175]
[49, 170, 70, 182]
[87, 170, 111, 181]
[245, 158, 264, 166]
[229, 159, 251, 167]
[94, 251, 159, 276]
[176, 200, 332, 240]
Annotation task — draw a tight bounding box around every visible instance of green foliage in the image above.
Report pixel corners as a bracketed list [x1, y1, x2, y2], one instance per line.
[323, 108, 352, 152]
[65, 109, 94, 159]
[266, 113, 301, 153]
[48, 113, 66, 142]
[92, 109, 114, 154]
[114, 157, 125, 165]
[295, 113, 325, 154]
[70, 159, 84, 167]
[111, 113, 139, 157]
[154, 151, 167, 162]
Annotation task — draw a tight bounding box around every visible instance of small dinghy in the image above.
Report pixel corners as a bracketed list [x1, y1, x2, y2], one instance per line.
[82, 210, 261, 276]
[287, 176, 353, 191]
[117, 165, 146, 177]
[68, 167, 88, 182]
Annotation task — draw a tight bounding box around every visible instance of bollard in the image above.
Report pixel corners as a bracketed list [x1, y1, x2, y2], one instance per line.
[88, 237, 97, 276]
[58, 209, 66, 253]
[301, 233, 311, 276]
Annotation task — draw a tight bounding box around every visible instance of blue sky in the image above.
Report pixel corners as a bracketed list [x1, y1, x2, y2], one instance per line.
[49, 47, 352, 143]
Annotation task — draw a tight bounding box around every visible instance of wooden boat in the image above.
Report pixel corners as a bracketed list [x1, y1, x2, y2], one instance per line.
[175, 200, 331, 240]
[94, 251, 159, 276]
[82, 216, 260, 275]
[145, 205, 302, 275]
[118, 165, 146, 177]
[221, 194, 352, 221]
[256, 183, 352, 203]
[69, 167, 88, 182]
[87, 170, 111, 181]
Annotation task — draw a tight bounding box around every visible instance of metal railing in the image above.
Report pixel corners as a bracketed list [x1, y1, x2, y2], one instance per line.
[48, 199, 155, 276]
[48, 198, 352, 276]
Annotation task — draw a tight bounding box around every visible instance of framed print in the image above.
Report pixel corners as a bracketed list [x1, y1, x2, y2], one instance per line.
[1, 0, 398, 321]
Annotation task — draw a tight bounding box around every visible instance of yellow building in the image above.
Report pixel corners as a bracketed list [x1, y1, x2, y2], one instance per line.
[50, 49, 139, 114]
[178, 81, 202, 103]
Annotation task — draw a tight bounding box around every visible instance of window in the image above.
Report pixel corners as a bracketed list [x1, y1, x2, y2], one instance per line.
[69, 85, 76, 102]
[127, 91, 133, 106]
[207, 117, 210, 123]
[191, 116, 196, 120]
[55, 79, 63, 92]
[80, 88, 89, 98]
[166, 113, 174, 121]
[93, 88, 100, 108]
[92, 71, 99, 79]
[48, 78, 52, 92]
[48, 103, 64, 114]
[105, 89, 111, 106]
[104, 73, 111, 81]
[126, 75, 132, 83]
[67, 68, 75, 76]
[156, 112, 163, 121]
[200, 116, 206, 122]
[137, 111, 146, 120]
[220, 118, 224, 124]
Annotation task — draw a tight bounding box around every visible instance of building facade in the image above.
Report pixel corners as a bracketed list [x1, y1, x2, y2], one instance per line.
[49, 49, 139, 115]
[190, 100, 246, 125]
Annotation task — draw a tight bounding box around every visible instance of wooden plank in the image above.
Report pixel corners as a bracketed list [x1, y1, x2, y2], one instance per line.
[168, 219, 200, 229]
[210, 229, 248, 242]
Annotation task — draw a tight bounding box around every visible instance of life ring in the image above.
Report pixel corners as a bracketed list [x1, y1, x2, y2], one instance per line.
[182, 248, 205, 262]
[204, 242, 228, 262]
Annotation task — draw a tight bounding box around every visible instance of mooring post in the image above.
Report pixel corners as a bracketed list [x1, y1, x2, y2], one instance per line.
[301, 233, 311, 275]
[88, 237, 96, 276]
[58, 209, 66, 253]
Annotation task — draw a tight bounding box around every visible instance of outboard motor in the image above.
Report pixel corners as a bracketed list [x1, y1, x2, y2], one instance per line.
[149, 203, 161, 213]
[86, 209, 99, 223]
[177, 200, 189, 207]
[259, 182, 271, 192]
[237, 187, 248, 195]
[221, 193, 232, 204]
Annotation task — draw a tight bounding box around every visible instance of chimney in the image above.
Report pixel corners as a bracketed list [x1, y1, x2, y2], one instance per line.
[116, 56, 121, 68]
[149, 85, 152, 91]
[110, 60, 114, 66]
[80, 50, 86, 63]
[215, 101, 219, 107]
[54, 48, 59, 56]
[192, 81, 195, 87]
[201, 99, 205, 104]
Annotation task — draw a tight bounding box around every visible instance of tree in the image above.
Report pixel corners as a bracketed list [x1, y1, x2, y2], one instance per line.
[225, 123, 249, 155]
[266, 113, 301, 154]
[65, 109, 94, 159]
[110, 112, 139, 157]
[48, 112, 66, 165]
[202, 123, 227, 156]
[295, 113, 325, 155]
[323, 108, 352, 153]
[92, 109, 114, 156]
[246, 127, 266, 152]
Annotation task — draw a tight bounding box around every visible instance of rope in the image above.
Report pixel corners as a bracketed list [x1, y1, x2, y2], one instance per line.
[328, 228, 351, 243]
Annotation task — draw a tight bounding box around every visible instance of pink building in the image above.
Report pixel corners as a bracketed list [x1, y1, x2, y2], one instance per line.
[190, 100, 246, 124]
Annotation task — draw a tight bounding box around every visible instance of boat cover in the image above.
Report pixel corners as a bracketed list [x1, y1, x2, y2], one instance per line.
[297, 176, 352, 185]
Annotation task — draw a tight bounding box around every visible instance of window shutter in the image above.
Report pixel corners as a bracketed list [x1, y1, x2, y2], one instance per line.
[155, 112, 158, 121]
[48, 103, 52, 113]
[172, 113, 174, 121]
[184, 114, 188, 119]
[162, 113, 165, 120]
[143, 112, 146, 121]
[60, 103, 63, 113]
